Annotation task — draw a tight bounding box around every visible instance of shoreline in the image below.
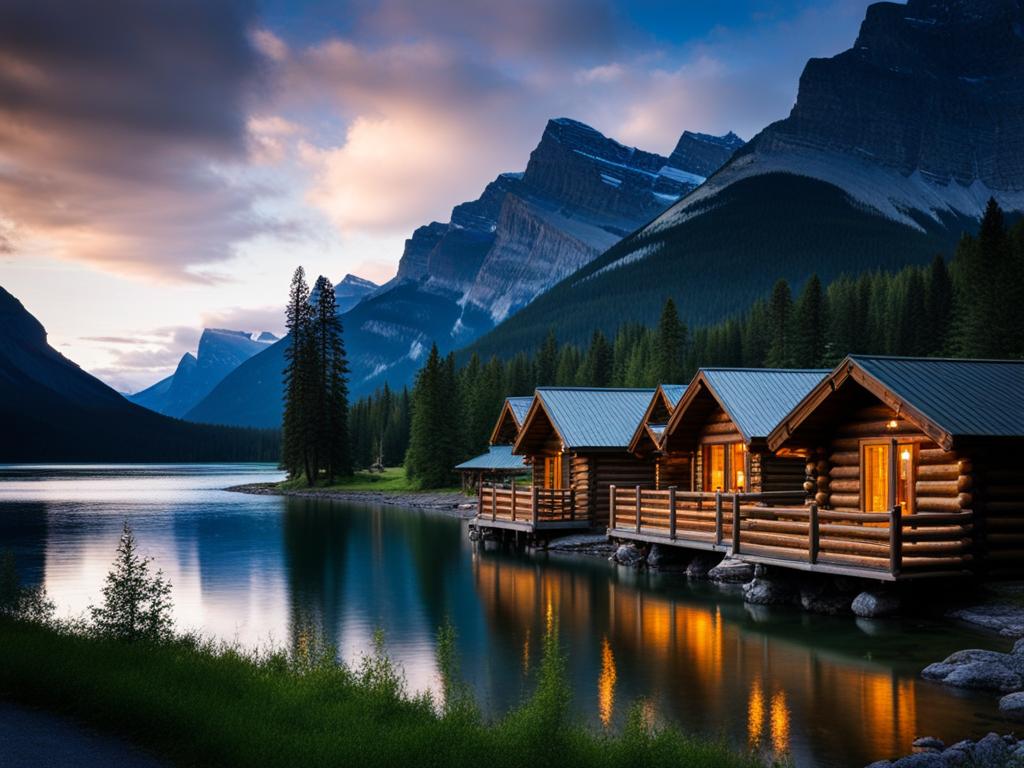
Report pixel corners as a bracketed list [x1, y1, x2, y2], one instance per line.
[225, 482, 475, 517]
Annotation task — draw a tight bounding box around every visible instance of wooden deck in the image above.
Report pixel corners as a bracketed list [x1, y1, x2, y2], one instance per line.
[474, 485, 591, 533]
[608, 485, 974, 580]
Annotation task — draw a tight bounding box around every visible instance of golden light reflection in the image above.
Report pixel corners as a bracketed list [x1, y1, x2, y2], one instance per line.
[748, 678, 764, 747]
[770, 689, 791, 756]
[598, 636, 617, 727]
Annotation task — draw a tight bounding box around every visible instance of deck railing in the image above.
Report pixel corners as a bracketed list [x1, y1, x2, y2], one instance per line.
[477, 484, 577, 526]
[609, 485, 974, 577]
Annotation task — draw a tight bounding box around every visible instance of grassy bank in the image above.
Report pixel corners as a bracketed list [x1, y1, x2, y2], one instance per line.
[0, 618, 762, 768]
[278, 466, 461, 494]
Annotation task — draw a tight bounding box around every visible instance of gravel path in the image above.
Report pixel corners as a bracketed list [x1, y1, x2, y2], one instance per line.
[0, 701, 167, 767]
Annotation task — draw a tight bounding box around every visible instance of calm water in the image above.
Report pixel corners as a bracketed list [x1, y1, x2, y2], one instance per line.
[0, 464, 1012, 767]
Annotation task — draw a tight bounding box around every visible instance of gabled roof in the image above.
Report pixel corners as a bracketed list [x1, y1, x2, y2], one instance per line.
[628, 384, 687, 454]
[664, 368, 828, 449]
[454, 444, 528, 471]
[768, 356, 1024, 452]
[514, 387, 655, 453]
[489, 396, 535, 445]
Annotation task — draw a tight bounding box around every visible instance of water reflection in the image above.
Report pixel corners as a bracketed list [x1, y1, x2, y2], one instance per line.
[0, 465, 1012, 768]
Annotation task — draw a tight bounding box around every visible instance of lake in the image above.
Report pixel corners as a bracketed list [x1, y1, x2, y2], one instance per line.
[0, 464, 1011, 767]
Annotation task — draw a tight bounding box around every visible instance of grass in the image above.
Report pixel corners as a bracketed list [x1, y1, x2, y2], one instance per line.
[0, 618, 765, 768]
[278, 466, 461, 494]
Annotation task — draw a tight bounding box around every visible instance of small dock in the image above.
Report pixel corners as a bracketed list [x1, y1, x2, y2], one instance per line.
[472, 484, 592, 536]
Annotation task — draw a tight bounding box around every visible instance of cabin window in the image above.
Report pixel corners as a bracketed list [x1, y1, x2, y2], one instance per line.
[861, 441, 917, 513]
[703, 444, 726, 491]
[543, 454, 564, 490]
[702, 442, 746, 492]
[730, 443, 747, 492]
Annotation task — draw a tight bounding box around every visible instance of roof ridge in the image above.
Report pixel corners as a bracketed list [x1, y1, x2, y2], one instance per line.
[535, 386, 656, 392]
[701, 367, 831, 373]
[850, 354, 1024, 365]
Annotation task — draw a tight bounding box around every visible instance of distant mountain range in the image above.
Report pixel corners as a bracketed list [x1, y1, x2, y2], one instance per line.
[0, 286, 277, 462]
[466, 0, 1024, 357]
[128, 328, 277, 418]
[186, 119, 742, 428]
[333, 273, 379, 313]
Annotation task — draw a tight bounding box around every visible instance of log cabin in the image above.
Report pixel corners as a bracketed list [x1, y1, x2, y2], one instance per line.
[456, 396, 533, 491]
[763, 356, 1024, 580]
[628, 384, 688, 489]
[474, 387, 656, 537]
[610, 368, 827, 550]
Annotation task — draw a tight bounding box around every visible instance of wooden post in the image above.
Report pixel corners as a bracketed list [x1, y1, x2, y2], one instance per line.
[668, 486, 677, 540]
[808, 502, 819, 564]
[635, 485, 642, 533]
[511, 483, 517, 522]
[890, 504, 903, 576]
[477, 485, 483, 519]
[731, 493, 741, 555]
[714, 492, 723, 545]
[491, 485, 497, 521]
[609, 485, 617, 530]
[531, 486, 539, 527]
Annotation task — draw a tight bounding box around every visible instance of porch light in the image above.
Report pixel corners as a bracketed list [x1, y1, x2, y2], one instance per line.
[886, 419, 898, 430]
[900, 449, 911, 462]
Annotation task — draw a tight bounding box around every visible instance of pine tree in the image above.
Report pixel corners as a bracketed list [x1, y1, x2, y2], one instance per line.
[655, 298, 686, 383]
[90, 523, 174, 642]
[317, 278, 351, 481]
[764, 280, 794, 367]
[792, 275, 825, 367]
[405, 344, 456, 488]
[282, 267, 313, 480]
[535, 329, 558, 386]
[924, 255, 953, 354]
[582, 330, 613, 386]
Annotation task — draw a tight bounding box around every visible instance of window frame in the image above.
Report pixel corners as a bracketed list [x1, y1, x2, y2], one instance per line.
[859, 438, 920, 513]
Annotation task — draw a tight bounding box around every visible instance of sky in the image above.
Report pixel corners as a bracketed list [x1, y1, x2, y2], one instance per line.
[0, 0, 874, 393]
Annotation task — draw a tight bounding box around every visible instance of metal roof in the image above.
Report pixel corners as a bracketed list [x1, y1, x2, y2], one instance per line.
[660, 384, 687, 407]
[702, 368, 829, 440]
[850, 356, 1024, 438]
[506, 396, 534, 426]
[536, 387, 656, 449]
[455, 444, 528, 471]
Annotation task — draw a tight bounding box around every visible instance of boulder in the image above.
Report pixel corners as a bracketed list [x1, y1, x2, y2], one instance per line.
[970, 732, 1010, 766]
[852, 590, 902, 618]
[800, 582, 852, 615]
[924, 660, 1022, 692]
[707, 556, 755, 583]
[912, 737, 944, 751]
[613, 544, 645, 567]
[743, 577, 798, 606]
[685, 553, 721, 579]
[647, 543, 689, 569]
[891, 753, 946, 767]
[947, 603, 1024, 638]
[999, 691, 1024, 719]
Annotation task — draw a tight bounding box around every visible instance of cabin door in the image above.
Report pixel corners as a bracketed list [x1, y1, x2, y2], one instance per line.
[861, 440, 917, 513]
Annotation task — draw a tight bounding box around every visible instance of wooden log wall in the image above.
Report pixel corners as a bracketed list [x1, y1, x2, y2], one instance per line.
[657, 454, 692, 490]
[693, 407, 742, 492]
[571, 454, 592, 521]
[760, 455, 806, 494]
[588, 453, 656, 528]
[974, 447, 1024, 577]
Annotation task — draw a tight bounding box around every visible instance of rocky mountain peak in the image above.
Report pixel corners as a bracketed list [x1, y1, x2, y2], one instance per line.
[667, 131, 745, 178]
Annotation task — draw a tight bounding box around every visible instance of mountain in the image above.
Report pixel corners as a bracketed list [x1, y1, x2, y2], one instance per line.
[334, 273, 378, 313]
[467, 0, 1024, 357]
[0, 286, 278, 461]
[186, 118, 742, 428]
[128, 328, 276, 418]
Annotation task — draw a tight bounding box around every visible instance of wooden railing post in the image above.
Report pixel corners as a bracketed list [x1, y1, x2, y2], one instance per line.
[890, 505, 903, 576]
[808, 502, 819, 564]
[714, 492, 723, 545]
[510, 484, 517, 522]
[634, 485, 642, 533]
[609, 485, 617, 530]
[731, 493, 741, 554]
[668, 486, 677, 540]
[477, 486, 483, 519]
[531, 486, 539, 527]
[491, 485, 497, 521]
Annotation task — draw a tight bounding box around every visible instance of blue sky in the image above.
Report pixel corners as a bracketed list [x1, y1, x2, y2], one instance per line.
[0, 0, 874, 391]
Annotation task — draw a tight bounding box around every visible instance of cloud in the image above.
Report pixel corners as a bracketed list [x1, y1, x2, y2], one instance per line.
[0, 0, 276, 281]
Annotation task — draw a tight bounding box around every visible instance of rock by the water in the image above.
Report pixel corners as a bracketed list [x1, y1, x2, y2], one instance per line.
[707, 556, 755, 583]
[613, 544, 645, 566]
[801, 582, 852, 615]
[548, 534, 612, 554]
[947, 603, 1024, 638]
[869, 732, 1024, 768]
[922, 648, 1024, 692]
[852, 590, 902, 618]
[646, 543, 689, 569]
[685, 553, 721, 579]
[743, 576, 798, 606]
[912, 737, 944, 751]
[999, 691, 1024, 718]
